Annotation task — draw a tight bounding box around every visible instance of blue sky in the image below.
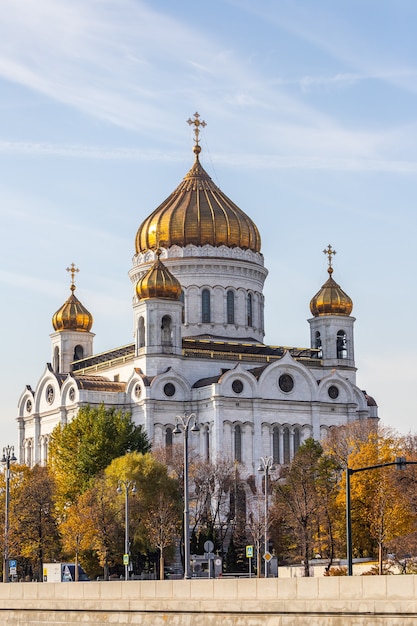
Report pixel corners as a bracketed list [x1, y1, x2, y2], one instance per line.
[1, 0, 417, 447]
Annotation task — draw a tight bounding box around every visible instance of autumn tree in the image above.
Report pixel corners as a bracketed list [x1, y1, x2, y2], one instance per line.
[272, 438, 326, 576]
[335, 426, 415, 574]
[190, 459, 235, 556]
[49, 404, 150, 511]
[11, 465, 60, 581]
[142, 493, 181, 579]
[59, 495, 97, 581]
[105, 452, 181, 576]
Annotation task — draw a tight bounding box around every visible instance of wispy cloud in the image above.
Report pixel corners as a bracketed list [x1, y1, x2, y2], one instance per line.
[1, 0, 416, 172]
[1, 139, 417, 174]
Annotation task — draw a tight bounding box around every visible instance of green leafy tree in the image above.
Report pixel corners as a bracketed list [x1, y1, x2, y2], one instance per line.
[49, 404, 150, 511]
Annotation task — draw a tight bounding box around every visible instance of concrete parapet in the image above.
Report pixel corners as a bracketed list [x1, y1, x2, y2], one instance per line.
[0, 576, 417, 624]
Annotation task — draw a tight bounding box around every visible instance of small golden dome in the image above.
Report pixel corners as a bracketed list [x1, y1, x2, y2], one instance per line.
[52, 264, 93, 332]
[310, 246, 353, 317]
[136, 251, 182, 300]
[135, 113, 261, 254]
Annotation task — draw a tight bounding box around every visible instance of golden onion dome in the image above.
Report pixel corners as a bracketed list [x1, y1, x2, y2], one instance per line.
[136, 250, 182, 300]
[52, 264, 93, 332]
[135, 113, 261, 254]
[310, 246, 353, 317]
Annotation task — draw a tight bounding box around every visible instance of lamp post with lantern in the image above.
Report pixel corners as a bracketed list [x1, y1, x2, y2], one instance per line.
[117, 479, 137, 581]
[2, 445, 17, 583]
[258, 456, 275, 578]
[173, 413, 200, 579]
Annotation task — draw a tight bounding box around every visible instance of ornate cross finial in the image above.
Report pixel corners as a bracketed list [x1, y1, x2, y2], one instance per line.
[187, 111, 206, 147]
[323, 245, 336, 273]
[66, 263, 79, 292]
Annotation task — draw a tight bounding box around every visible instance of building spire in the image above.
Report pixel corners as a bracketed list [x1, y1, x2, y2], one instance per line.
[323, 244, 336, 276]
[66, 263, 80, 293]
[187, 112, 206, 157]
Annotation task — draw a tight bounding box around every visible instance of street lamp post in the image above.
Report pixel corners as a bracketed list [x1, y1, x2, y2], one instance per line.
[117, 479, 137, 581]
[173, 413, 199, 579]
[345, 456, 412, 576]
[2, 445, 17, 583]
[258, 456, 275, 578]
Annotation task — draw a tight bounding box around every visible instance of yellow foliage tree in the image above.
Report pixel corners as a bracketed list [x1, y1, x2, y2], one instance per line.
[330, 424, 415, 573]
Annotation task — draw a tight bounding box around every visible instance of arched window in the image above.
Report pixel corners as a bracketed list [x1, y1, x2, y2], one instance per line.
[53, 346, 60, 373]
[283, 427, 290, 464]
[273, 426, 280, 464]
[202, 289, 211, 323]
[234, 425, 242, 462]
[315, 331, 322, 358]
[294, 427, 300, 454]
[73, 345, 84, 361]
[337, 330, 347, 359]
[227, 290, 235, 324]
[161, 315, 172, 345]
[247, 293, 253, 326]
[179, 290, 185, 324]
[138, 317, 145, 348]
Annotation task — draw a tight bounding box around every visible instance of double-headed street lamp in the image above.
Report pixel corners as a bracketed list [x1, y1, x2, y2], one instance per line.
[117, 479, 137, 581]
[258, 456, 275, 578]
[173, 413, 199, 579]
[2, 445, 17, 583]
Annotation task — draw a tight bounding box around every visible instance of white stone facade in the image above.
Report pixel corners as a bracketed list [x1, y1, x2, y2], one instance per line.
[17, 155, 378, 493]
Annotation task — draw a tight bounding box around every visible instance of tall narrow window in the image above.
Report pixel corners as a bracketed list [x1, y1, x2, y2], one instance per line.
[26, 440, 32, 467]
[247, 293, 253, 326]
[283, 427, 290, 464]
[205, 426, 210, 462]
[179, 290, 185, 324]
[294, 427, 300, 454]
[53, 347, 60, 373]
[337, 330, 347, 359]
[273, 426, 280, 464]
[165, 427, 173, 460]
[227, 290, 235, 324]
[138, 317, 145, 348]
[234, 425, 242, 462]
[315, 331, 322, 358]
[202, 289, 211, 323]
[161, 315, 172, 345]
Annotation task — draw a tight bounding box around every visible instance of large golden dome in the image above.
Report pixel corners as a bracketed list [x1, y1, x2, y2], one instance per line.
[52, 265, 93, 332]
[310, 246, 353, 317]
[135, 114, 261, 254]
[136, 250, 182, 300]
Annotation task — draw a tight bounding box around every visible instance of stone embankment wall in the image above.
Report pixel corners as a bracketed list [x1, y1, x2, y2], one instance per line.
[1, 576, 417, 625]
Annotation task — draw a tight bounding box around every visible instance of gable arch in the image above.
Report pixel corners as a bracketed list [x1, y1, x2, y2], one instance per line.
[150, 369, 192, 401]
[258, 353, 319, 401]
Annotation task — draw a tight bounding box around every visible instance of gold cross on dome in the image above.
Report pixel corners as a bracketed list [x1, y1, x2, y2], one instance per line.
[187, 111, 207, 146]
[66, 263, 80, 291]
[323, 244, 337, 269]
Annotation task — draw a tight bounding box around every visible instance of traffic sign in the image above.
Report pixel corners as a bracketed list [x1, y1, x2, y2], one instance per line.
[246, 545, 254, 558]
[263, 551, 272, 562]
[123, 554, 129, 565]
